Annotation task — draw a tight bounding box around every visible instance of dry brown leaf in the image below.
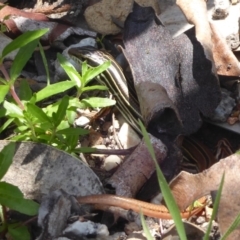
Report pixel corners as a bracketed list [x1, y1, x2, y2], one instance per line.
[169, 153, 240, 239]
[176, 0, 213, 62]
[177, 0, 240, 76]
[84, 0, 160, 35]
[84, 0, 134, 35]
[210, 22, 240, 76]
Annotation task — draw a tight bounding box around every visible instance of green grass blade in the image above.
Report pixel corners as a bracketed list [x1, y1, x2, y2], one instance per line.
[10, 40, 38, 81]
[221, 214, 240, 240]
[139, 120, 187, 240]
[203, 173, 225, 240]
[140, 211, 154, 240]
[39, 42, 50, 85]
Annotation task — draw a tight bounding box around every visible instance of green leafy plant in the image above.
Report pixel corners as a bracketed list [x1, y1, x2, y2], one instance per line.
[57, 53, 115, 107]
[0, 143, 39, 240]
[0, 29, 115, 154]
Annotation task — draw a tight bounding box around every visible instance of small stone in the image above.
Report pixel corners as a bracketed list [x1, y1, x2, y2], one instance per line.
[75, 116, 90, 127]
[63, 220, 109, 238]
[118, 123, 141, 149]
[227, 116, 238, 125]
[201, 222, 210, 231]
[195, 216, 205, 224]
[205, 206, 213, 220]
[210, 89, 236, 122]
[107, 126, 113, 134]
[103, 155, 122, 171]
[113, 119, 120, 129]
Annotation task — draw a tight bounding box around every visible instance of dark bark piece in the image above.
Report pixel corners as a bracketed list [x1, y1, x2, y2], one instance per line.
[107, 134, 168, 197]
[175, 28, 221, 118]
[137, 135, 182, 201]
[137, 82, 182, 136]
[122, 3, 221, 135]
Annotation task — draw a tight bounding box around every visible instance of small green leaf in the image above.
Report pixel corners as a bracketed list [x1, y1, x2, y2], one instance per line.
[0, 143, 15, 179]
[10, 40, 39, 81]
[8, 223, 31, 240]
[82, 85, 108, 92]
[66, 108, 77, 125]
[0, 182, 39, 215]
[53, 95, 69, 127]
[0, 85, 9, 103]
[55, 120, 70, 131]
[10, 134, 31, 141]
[0, 118, 14, 134]
[2, 29, 49, 59]
[15, 125, 29, 132]
[65, 134, 79, 151]
[3, 100, 23, 118]
[0, 77, 8, 84]
[19, 79, 33, 101]
[81, 97, 116, 108]
[0, 182, 23, 198]
[68, 98, 86, 109]
[57, 53, 82, 88]
[56, 127, 89, 135]
[83, 61, 110, 85]
[34, 81, 75, 102]
[81, 61, 88, 77]
[0, 107, 6, 118]
[26, 103, 52, 125]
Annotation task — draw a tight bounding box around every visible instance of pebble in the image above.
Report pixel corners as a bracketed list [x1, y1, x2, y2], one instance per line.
[118, 123, 141, 149]
[195, 216, 206, 224]
[74, 116, 90, 127]
[210, 89, 236, 122]
[63, 220, 109, 238]
[103, 155, 122, 171]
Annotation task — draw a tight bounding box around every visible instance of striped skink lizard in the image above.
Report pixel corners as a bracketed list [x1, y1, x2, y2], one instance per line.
[68, 46, 217, 172]
[68, 46, 214, 218]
